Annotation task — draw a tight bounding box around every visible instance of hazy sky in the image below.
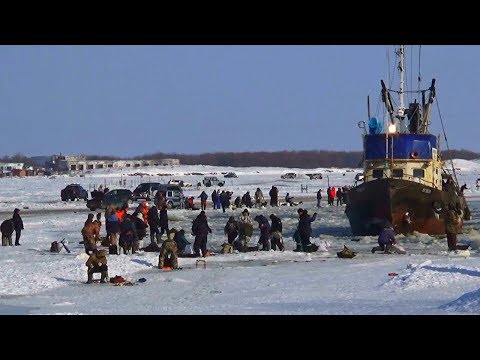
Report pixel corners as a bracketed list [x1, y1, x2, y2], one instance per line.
[0, 45, 478, 158]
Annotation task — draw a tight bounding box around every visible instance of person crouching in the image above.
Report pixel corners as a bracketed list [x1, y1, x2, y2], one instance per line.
[85, 249, 108, 284]
[372, 221, 397, 254]
[158, 230, 179, 269]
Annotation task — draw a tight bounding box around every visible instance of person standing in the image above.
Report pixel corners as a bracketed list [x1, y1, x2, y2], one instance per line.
[105, 210, 120, 254]
[198, 191, 208, 211]
[191, 211, 212, 257]
[329, 187, 336, 206]
[237, 208, 253, 250]
[269, 214, 284, 251]
[254, 214, 271, 251]
[434, 203, 466, 251]
[297, 208, 317, 252]
[269, 186, 278, 207]
[147, 204, 161, 243]
[159, 205, 169, 242]
[254, 188, 264, 208]
[219, 190, 229, 213]
[211, 190, 218, 210]
[12, 208, 24, 246]
[1, 218, 14, 246]
[336, 187, 343, 206]
[316, 189, 322, 208]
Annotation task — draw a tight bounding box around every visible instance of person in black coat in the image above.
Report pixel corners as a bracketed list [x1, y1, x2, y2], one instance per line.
[159, 206, 169, 241]
[269, 186, 278, 207]
[234, 196, 242, 209]
[132, 212, 148, 240]
[1, 218, 14, 246]
[12, 208, 24, 246]
[254, 214, 271, 251]
[297, 208, 317, 250]
[316, 189, 322, 208]
[224, 216, 239, 245]
[191, 211, 212, 257]
[147, 205, 161, 243]
[211, 190, 218, 210]
[119, 215, 139, 254]
[269, 214, 284, 251]
[219, 190, 229, 213]
[198, 191, 208, 211]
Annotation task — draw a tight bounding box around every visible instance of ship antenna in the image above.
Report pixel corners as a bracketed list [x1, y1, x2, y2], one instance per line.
[418, 45, 422, 92]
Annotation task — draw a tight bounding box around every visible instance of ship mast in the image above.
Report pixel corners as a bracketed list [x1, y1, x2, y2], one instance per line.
[396, 45, 406, 133]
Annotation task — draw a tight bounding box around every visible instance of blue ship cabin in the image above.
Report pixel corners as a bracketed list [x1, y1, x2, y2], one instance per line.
[365, 134, 437, 160]
[362, 133, 442, 189]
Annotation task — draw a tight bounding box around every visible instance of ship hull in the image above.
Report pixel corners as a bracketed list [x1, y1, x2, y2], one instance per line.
[345, 178, 469, 236]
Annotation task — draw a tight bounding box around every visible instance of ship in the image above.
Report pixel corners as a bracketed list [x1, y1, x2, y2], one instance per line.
[345, 45, 471, 236]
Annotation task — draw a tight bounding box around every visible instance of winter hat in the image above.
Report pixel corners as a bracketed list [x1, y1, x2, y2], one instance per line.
[297, 208, 304, 214]
[242, 209, 249, 214]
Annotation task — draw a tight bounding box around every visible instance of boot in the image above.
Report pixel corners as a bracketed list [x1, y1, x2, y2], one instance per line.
[371, 246, 383, 254]
[100, 271, 108, 283]
[86, 271, 93, 284]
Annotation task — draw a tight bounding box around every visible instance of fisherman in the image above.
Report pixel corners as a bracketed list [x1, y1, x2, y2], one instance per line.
[1, 218, 14, 246]
[254, 214, 271, 251]
[371, 221, 405, 254]
[158, 230, 179, 269]
[269, 214, 284, 251]
[85, 249, 108, 284]
[434, 203, 467, 251]
[296, 208, 318, 252]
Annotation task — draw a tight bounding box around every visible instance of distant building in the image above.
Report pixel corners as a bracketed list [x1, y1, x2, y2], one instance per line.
[11, 169, 26, 177]
[0, 162, 24, 171]
[45, 155, 180, 172]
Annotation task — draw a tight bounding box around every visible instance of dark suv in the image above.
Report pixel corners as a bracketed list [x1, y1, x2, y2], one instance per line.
[61, 184, 88, 201]
[86, 189, 133, 211]
[132, 182, 163, 201]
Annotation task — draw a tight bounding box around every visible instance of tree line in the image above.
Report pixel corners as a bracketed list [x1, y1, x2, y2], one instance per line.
[1, 149, 479, 169]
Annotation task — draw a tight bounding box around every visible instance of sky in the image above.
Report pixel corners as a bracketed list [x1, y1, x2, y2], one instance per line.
[0, 45, 479, 158]
[1, 160, 480, 314]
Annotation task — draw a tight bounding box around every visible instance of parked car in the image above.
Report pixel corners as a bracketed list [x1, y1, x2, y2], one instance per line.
[306, 173, 323, 180]
[132, 182, 163, 201]
[168, 179, 193, 187]
[202, 176, 225, 187]
[86, 189, 134, 211]
[281, 172, 297, 179]
[61, 184, 88, 201]
[224, 172, 238, 178]
[154, 184, 184, 209]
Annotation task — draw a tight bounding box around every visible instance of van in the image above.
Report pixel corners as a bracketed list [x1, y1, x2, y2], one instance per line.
[154, 184, 184, 209]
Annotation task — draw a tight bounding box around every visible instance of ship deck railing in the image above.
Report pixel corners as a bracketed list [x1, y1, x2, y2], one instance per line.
[364, 173, 439, 189]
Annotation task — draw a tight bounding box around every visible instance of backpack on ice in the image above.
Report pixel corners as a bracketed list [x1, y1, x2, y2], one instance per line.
[183, 244, 194, 255]
[221, 243, 233, 254]
[337, 245, 356, 258]
[50, 241, 60, 253]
